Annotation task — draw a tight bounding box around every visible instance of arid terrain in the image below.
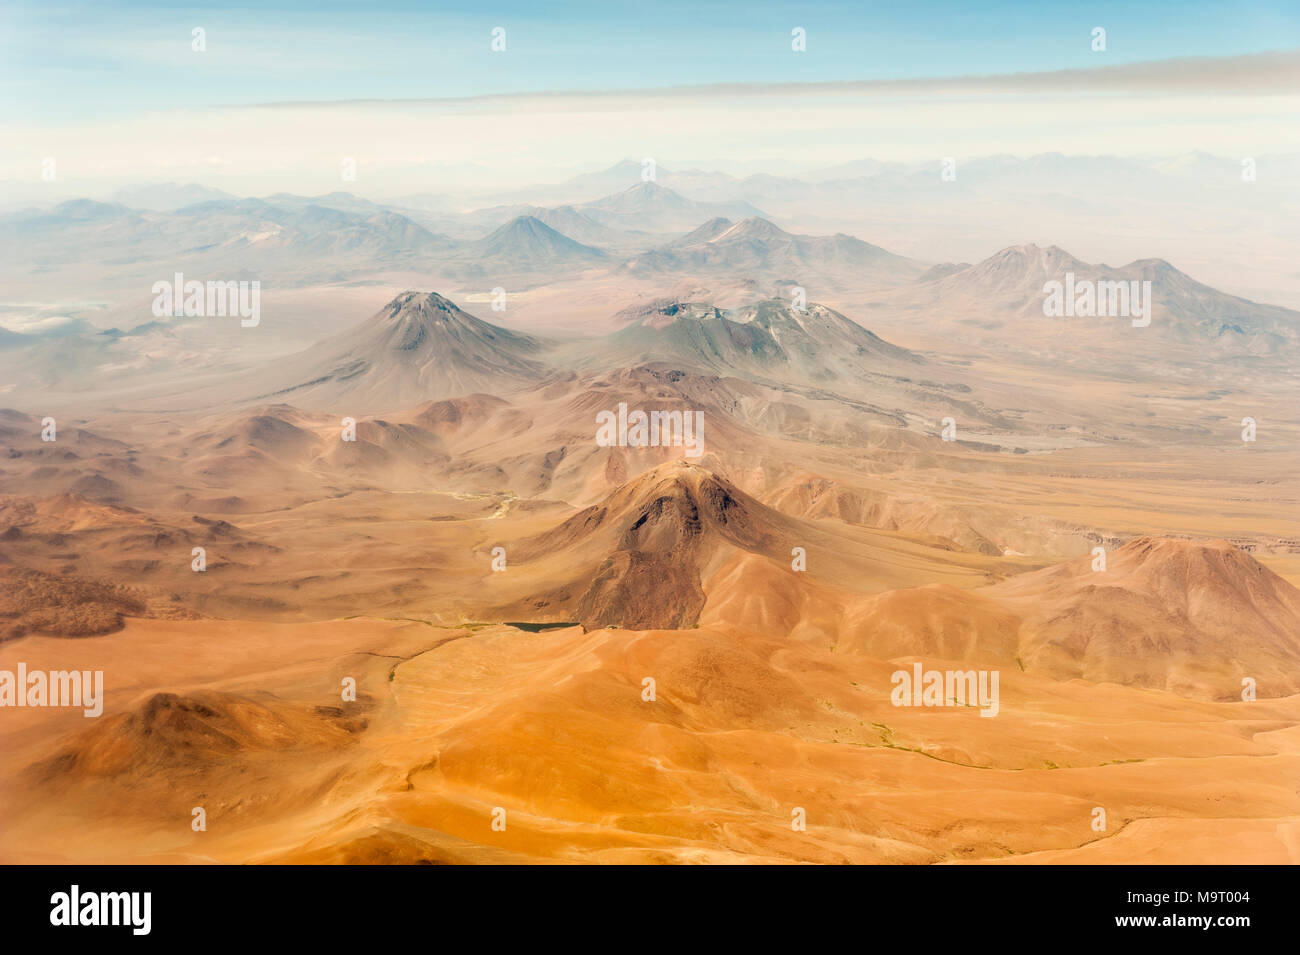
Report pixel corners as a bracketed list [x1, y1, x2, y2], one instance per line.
[1, 156, 1299, 864]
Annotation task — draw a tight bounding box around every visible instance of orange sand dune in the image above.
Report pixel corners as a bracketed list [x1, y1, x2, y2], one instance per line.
[2, 614, 1297, 865]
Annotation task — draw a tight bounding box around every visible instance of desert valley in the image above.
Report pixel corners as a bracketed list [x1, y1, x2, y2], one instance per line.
[0, 155, 1298, 865]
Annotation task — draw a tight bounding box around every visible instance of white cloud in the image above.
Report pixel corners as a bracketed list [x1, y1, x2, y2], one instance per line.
[3, 51, 1297, 197]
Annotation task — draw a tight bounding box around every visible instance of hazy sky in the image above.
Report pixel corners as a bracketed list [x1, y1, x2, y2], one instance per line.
[2, 1, 1298, 196]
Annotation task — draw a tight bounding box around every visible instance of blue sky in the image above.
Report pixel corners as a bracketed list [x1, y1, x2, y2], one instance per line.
[2, 1, 1296, 197]
[4, 0, 1299, 122]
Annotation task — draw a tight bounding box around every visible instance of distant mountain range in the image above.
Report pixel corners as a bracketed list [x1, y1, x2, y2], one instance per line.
[253, 291, 552, 410]
[625, 216, 926, 285]
[6, 230, 1296, 410]
[594, 296, 918, 385]
[228, 285, 923, 412]
[461, 215, 608, 273]
[0, 185, 907, 289]
[463, 154, 1300, 209]
[439, 182, 766, 246]
[110, 182, 236, 211]
[3, 168, 1297, 399]
[575, 181, 768, 232]
[894, 243, 1300, 356]
[0, 196, 453, 283]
